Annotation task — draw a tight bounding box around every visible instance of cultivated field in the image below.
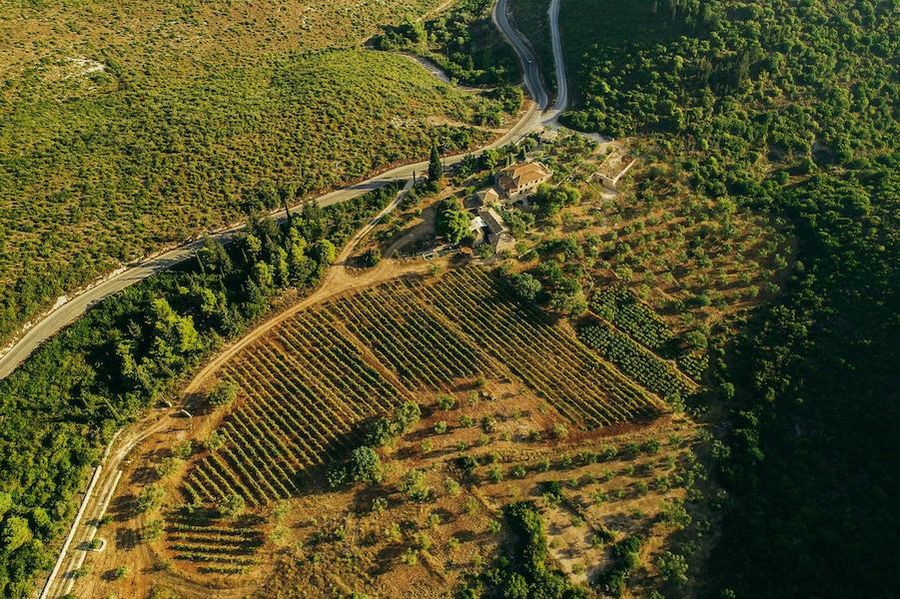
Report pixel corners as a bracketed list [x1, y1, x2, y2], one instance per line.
[183, 267, 663, 512]
[75, 264, 687, 596]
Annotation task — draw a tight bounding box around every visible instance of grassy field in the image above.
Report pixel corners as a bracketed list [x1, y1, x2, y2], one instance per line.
[0, 0, 493, 344]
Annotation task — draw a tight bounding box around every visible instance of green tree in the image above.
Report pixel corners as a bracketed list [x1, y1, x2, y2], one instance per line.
[0, 492, 12, 521]
[219, 493, 246, 519]
[198, 237, 232, 276]
[658, 551, 689, 585]
[208, 380, 238, 408]
[253, 261, 275, 295]
[510, 273, 542, 302]
[151, 298, 202, 355]
[532, 184, 580, 216]
[347, 446, 383, 484]
[2, 516, 32, 553]
[400, 469, 432, 502]
[436, 197, 471, 244]
[136, 485, 166, 514]
[360, 247, 381, 268]
[312, 239, 337, 267]
[428, 144, 443, 188]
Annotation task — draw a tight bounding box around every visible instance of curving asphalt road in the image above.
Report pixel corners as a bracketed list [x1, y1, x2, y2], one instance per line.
[493, 0, 550, 111]
[0, 95, 541, 382]
[493, 0, 570, 127]
[547, 0, 569, 117]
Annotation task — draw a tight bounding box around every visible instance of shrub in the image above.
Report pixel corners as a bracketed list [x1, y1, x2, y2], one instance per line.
[218, 493, 246, 519]
[136, 485, 166, 514]
[347, 446, 384, 484]
[437, 394, 456, 410]
[208, 381, 238, 408]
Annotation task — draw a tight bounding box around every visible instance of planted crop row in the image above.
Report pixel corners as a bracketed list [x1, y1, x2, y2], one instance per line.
[165, 518, 262, 572]
[591, 285, 674, 352]
[404, 268, 661, 428]
[676, 351, 709, 383]
[181, 309, 408, 507]
[324, 283, 490, 388]
[577, 322, 694, 400]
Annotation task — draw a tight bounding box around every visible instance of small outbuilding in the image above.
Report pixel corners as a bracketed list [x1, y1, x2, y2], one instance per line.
[595, 151, 637, 190]
[473, 187, 500, 208]
[479, 208, 516, 254]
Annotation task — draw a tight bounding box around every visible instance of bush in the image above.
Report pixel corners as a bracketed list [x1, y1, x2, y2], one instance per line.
[208, 381, 238, 408]
[509, 272, 542, 302]
[359, 247, 382, 268]
[435, 197, 472, 244]
[347, 446, 383, 484]
[437, 394, 456, 410]
[218, 493, 246, 519]
[136, 485, 166, 514]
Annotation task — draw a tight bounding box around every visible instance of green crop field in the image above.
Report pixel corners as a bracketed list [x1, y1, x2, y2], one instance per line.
[0, 0, 495, 344]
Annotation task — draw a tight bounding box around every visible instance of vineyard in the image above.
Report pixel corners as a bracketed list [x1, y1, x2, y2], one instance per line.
[577, 321, 694, 401]
[165, 514, 264, 575]
[178, 268, 664, 516]
[590, 285, 675, 354]
[581, 285, 703, 400]
[183, 313, 412, 507]
[161, 267, 669, 576]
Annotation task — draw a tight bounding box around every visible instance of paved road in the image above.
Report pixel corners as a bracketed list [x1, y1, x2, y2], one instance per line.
[0, 99, 540, 382]
[493, 0, 550, 111]
[547, 0, 568, 117]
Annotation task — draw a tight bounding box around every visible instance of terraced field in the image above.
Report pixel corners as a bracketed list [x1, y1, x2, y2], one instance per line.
[163, 267, 665, 570]
[184, 268, 662, 500]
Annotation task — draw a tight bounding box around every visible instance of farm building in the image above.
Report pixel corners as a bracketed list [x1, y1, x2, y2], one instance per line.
[595, 151, 637, 190]
[478, 208, 516, 253]
[496, 161, 552, 201]
[471, 187, 500, 209]
[468, 214, 487, 245]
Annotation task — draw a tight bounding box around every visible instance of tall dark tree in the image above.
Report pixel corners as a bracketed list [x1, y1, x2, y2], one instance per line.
[428, 144, 443, 187]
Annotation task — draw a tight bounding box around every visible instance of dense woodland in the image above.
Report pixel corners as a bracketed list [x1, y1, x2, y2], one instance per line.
[0, 186, 400, 597]
[373, 0, 520, 86]
[547, 0, 898, 595]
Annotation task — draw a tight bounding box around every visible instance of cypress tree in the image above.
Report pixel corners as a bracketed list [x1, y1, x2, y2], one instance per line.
[428, 144, 443, 186]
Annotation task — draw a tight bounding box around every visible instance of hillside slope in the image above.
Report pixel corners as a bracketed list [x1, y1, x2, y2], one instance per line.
[0, 0, 489, 344]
